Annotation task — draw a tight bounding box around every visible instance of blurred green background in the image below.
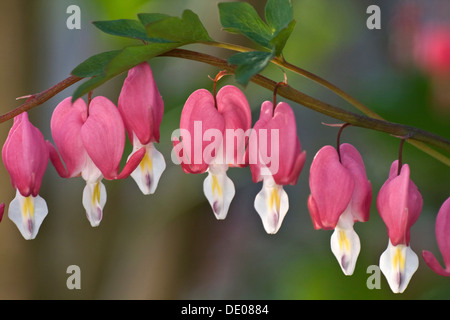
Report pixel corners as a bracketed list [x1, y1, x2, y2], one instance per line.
[0, 0, 449, 300]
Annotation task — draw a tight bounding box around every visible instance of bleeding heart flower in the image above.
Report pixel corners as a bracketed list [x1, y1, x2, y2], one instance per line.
[248, 101, 306, 234]
[118, 62, 166, 195]
[172, 85, 251, 220]
[377, 160, 423, 293]
[307, 143, 371, 275]
[422, 197, 450, 276]
[2, 112, 49, 239]
[48, 96, 144, 227]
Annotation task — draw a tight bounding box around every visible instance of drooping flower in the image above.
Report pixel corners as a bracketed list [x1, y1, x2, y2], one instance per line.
[377, 160, 423, 293]
[2, 112, 49, 239]
[48, 96, 144, 227]
[248, 101, 306, 234]
[172, 85, 251, 220]
[307, 143, 371, 275]
[422, 197, 450, 276]
[118, 62, 166, 195]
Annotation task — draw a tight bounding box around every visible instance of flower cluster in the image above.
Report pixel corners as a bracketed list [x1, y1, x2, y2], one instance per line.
[1, 62, 448, 294]
[172, 81, 306, 234]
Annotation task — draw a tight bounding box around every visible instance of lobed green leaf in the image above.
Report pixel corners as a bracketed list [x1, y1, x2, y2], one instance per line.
[265, 0, 293, 34]
[92, 19, 170, 43]
[218, 2, 272, 48]
[71, 50, 121, 78]
[219, 0, 295, 56]
[144, 10, 213, 44]
[71, 42, 180, 101]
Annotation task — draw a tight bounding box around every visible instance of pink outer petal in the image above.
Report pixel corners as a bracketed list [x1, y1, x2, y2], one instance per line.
[307, 145, 354, 230]
[422, 197, 450, 276]
[0, 203, 4, 222]
[81, 96, 125, 180]
[118, 62, 164, 145]
[178, 89, 225, 173]
[249, 101, 305, 185]
[339, 143, 372, 223]
[50, 97, 89, 178]
[2, 113, 49, 197]
[216, 85, 251, 167]
[377, 161, 423, 246]
[422, 250, 450, 277]
[436, 198, 450, 268]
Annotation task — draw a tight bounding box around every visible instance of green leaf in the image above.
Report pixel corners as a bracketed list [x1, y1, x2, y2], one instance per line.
[105, 43, 178, 76]
[93, 19, 170, 43]
[71, 50, 121, 77]
[228, 51, 274, 85]
[137, 13, 170, 26]
[144, 10, 213, 44]
[265, 0, 293, 33]
[71, 42, 180, 101]
[270, 19, 296, 56]
[218, 2, 272, 48]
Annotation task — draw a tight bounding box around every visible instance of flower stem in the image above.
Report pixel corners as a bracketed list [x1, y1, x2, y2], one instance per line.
[0, 75, 83, 123]
[161, 49, 450, 166]
[1, 48, 449, 167]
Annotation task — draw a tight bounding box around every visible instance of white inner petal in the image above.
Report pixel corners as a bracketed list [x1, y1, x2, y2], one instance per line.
[82, 179, 107, 227]
[379, 240, 419, 294]
[254, 175, 289, 234]
[203, 163, 235, 220]
[129, 139, 166, 195]
[8, 190, 48, 240]
[330, 209, 361, 276]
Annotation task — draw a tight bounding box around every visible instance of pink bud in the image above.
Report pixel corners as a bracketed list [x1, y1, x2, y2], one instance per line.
[422, 197, 450, 276]
[377, 160, 423, 246]
[2, 112, 49, 197]
[118, 62, 164, 145]
[248, 101, 306, 186]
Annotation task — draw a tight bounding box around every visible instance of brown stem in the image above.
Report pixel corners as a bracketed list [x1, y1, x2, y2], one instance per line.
[337, 123, 352, 162]
[1, 49, 449, 166]
[0, 75, 83, 124]
[161, 49, 450, 158]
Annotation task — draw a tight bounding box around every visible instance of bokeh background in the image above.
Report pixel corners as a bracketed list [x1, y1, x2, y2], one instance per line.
[0, 0, 449, 300]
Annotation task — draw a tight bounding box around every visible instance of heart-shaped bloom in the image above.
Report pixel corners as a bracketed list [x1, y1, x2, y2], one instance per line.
[422, 197, 450, 276]
[172, 85, 251, 220]
[307, 143, 371, 275]
[118, 62, 166, 195]
[2, 112, 49, 239]
[248, 101, 306, 234]
[48, 96, 144, 227]
[377, 160, 423, 293]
